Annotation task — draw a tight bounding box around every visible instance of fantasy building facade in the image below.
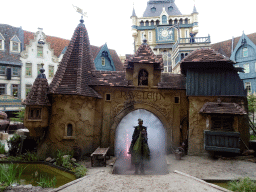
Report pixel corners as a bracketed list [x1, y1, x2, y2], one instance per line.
[212, 32, 256, 94]
[23, 18, 249, 158]
[131, 0, 211, 73]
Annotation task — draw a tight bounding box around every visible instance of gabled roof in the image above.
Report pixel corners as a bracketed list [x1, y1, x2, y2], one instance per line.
[23, 69, 51, 106]
[0, 33, 5, 40]
[211, 32, 256, 58]
[143, 0, 182, 17]
[48, 20, 101, 98]
[10, 35, 21, 42]
[124, 40, 163, 70]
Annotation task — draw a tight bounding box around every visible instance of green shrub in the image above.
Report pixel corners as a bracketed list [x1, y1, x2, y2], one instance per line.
[7, 134, 22, 156]
[36, 175, 57, 188]
[55, 149, 74, 169]
[10, 108, 25, 123]
[228, 177, 256, 192]
[250, 134, 256, 140]
[0, 143, 6, 154]
[72, 165, 87, 178]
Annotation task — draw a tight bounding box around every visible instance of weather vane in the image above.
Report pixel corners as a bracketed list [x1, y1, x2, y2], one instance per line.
[72, 4, 88, 19]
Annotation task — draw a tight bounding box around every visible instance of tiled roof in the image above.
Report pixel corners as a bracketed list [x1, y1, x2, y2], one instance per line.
[181, 48, 233, 63]
[23, 70, 51, 106]
[211, 32, 256, 58]
[199, 101, 246, 115]
[91, 71, 128, 87]
[143, 0, 182, 17]
[158, 73, 186, 89]
[0, 24, 23, 65]
[48, 20, 101, 98]
[124, 40, 163, 70]
[24, 31, 124, 71]
[24, 31, 70, 57]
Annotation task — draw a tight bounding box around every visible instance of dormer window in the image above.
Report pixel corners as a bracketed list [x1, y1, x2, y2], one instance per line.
[151, 7, 156, 12]
[28, 108, 42, 120]
[10, 35, 21, 53]
[168, 6, 173, 11]
[0, 33, 4, 51]
[243, 47, 248, 57]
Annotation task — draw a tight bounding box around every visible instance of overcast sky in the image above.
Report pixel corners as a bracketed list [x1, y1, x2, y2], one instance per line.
[1, 0, 255, 56]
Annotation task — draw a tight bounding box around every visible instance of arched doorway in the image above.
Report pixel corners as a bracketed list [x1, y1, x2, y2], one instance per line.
[113, 109, 168, 175]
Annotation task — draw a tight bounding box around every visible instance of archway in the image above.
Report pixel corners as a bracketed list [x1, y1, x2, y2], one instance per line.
[113, 109, 168, 175]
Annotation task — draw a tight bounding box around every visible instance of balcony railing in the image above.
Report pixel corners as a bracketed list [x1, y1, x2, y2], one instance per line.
[179, 36, 211, 44]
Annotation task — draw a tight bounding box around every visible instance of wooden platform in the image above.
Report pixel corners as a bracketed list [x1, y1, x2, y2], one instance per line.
[91, 147, 109, 167]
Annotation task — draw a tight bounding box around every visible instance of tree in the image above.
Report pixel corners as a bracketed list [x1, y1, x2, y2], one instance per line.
[247, 94, 256, 123]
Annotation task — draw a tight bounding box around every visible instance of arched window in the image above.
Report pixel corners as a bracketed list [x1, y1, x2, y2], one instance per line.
[150, 20, 155, 26]
[162, 15, 167, 24]
[169, 19, 173, 25]
[181, 53, 185, 60]
[156, 20, 160, 26]
[145, 21, 149, 26]
[174, 19, 178, 25]
[140, 21, 144, 27]
[138, 69, 148, 86]
[179, 19, 183, 24]
[185, 18, 188, 24]
[67, 124, 73, 136]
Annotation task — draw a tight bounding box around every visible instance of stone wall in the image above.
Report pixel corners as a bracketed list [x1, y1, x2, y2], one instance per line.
[188, 96, 249, 155]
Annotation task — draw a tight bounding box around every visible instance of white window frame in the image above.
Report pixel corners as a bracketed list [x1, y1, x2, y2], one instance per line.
[10, 35, 21, 53]
[37, 46, 43, 57]
[101, 57, 105, 66]
[243, 63, 250, 73]
[0, 40, 4, 51]
[245, 82, 251, 93]
[25, 84, 32, 96]
[0, 84, 6, 95]
[25, 63, 32, 77]
[148, 31, 152, 42]
[12, 67, 20, 76]
[243, 47, 248, 57]
[141, 31, 145, 43]
[0, 65, 6, 75]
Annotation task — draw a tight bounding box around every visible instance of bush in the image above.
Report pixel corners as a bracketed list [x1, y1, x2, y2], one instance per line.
[228, 177, 256, 192]
[7, 134, 22, 156]
[55, 149, 74, 169]
[0, 143, 6, 154]
[72, 165, 87, 178]
[36, 175, 57, 188]
[22, 151, 39, 161]
[250, 134, 256, 140]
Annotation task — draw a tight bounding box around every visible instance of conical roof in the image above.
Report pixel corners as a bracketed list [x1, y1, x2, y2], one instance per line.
[48, 19, 101, 98]
[23, 68, 51, 106]
[124, 40, 163, 70]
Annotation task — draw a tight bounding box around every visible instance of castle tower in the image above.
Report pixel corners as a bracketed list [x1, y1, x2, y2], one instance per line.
[131, 0, 210, 73]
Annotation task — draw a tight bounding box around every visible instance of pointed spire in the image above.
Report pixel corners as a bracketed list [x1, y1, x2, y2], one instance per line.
[48, 19, 101, 98]
[193, 5, 198, 13]
[131, 3, 137, 17]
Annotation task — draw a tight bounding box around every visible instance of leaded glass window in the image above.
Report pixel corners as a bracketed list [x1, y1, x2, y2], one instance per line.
[101, 57, 105, 66]
[26, 63, 32, 77]
[12, 42, 19, 52]
[37, 46, 43, 57]
[49, 65, 54, 78]
[29, 108, 41, 120]
[0, 66, 6, 75]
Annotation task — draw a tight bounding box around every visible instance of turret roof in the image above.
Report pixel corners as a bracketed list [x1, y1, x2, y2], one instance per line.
[193, 5, 198, 13]
[143, 0, 182, 17]
[131, 6, 137, 17]
[48, 19, 101, 98]
[23, 68, 51, 106]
